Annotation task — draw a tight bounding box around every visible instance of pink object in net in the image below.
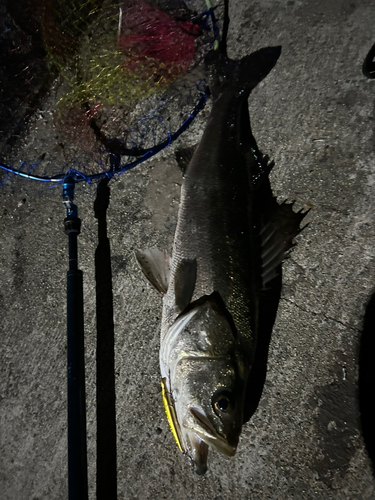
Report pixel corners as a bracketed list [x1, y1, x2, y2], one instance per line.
[118, 0, 199, 81]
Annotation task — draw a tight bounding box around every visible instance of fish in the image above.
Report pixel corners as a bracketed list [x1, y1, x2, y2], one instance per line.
[135, 43, 307, 474]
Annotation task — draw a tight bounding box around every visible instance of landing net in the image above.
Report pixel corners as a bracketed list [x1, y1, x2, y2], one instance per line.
[0, 0, 220, 183]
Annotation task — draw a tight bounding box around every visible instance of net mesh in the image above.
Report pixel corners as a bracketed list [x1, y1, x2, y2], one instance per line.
[0, 0, 220, 183]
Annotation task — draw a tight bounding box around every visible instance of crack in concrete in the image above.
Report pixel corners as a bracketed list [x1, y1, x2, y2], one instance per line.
[279, 297, 359, 333]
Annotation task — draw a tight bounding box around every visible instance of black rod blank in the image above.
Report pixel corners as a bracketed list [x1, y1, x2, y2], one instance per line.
[64, 177, 88, 500]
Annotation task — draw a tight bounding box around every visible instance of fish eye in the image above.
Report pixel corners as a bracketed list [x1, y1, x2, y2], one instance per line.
[212, 391, 234, 416]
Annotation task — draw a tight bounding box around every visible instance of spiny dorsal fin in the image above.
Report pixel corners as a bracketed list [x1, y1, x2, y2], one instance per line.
[174, 258, 197, 311]
[260, 202, 309, 287]
[135, 248, 171, 296]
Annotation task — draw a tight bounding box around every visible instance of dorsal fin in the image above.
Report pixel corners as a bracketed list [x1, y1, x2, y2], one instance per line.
[135, 248, 171, 295]
[260, 203, 309, 287]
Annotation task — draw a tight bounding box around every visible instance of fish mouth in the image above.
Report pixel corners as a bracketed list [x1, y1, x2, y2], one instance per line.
[189, 407, 238, 456]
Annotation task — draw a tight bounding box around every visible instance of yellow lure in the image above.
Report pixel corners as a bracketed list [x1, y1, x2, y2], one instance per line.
[161, 378, 183, 453]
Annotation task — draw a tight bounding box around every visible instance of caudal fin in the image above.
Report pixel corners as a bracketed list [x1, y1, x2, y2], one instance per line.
[206, 46, 281, 99]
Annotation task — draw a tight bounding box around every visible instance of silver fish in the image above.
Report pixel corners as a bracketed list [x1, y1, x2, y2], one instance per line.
[136, 45, 306, 474]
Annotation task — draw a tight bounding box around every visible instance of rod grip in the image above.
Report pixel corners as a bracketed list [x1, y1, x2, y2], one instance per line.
[67, 269, 88, 500]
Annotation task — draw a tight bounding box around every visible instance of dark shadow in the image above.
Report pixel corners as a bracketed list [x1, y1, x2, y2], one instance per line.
[94, 177, 117, 499]
[359, 43, 375, 478]
[243, 273, 282, 422]
[359, 291, 375, 477]
[239, 92, 306, 422]
[363, 43, 375, 79]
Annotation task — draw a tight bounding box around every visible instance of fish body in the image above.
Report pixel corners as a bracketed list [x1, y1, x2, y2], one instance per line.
[136, 46, 305, 474]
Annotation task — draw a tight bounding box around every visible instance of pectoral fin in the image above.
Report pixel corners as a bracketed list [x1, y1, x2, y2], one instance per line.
[135, 248, 171, 295]
[174, 258, 197, 311]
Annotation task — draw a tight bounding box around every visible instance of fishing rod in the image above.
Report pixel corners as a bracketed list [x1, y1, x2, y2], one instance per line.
[63, 176, 88, 500]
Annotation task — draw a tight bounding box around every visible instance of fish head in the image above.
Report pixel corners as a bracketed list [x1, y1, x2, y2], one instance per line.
[175, 355, 246, 475]
[160, 294, 248, 474]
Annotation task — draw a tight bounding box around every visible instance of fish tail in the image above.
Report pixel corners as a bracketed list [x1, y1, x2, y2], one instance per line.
[206, 46, 282, 99]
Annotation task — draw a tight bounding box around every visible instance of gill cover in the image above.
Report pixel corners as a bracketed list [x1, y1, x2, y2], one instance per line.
[160, 294, 247, 474]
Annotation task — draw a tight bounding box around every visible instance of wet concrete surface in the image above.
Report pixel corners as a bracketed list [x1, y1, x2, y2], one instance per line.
[1, 0, 375, 498]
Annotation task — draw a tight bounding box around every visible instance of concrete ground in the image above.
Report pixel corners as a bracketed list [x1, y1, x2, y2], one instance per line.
[1, 0, 375, 498]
